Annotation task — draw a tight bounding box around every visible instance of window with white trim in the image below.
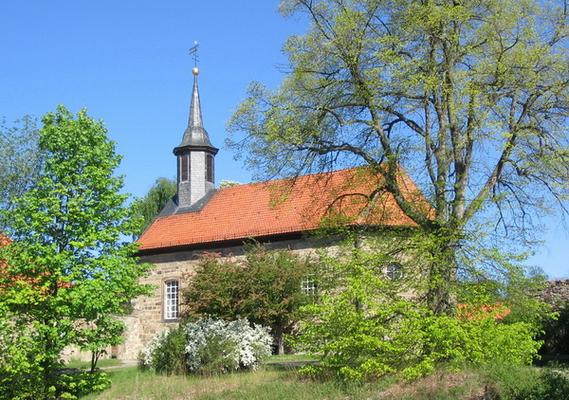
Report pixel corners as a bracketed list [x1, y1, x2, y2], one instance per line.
[164, 280, 180, 320]
[301, 277, 317, 296]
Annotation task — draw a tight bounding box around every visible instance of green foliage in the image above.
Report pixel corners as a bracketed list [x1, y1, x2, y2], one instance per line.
[141, 318, 273, 376]
[484, 364, 569, 400]
[0, 306, 111, 400]
[76, 315, 126, 372]
[510, 369, 569, 400]
[184, 244, 318, 354]
[132, 177, 176, 235]
[56, 370, 111, 400]
[0, 309, 44, 400]
[195, 334, 241, 376]
[228, 0, 569, 314]
[229, 0, 569, 225]
[541, 302, 569, 356]
[0, 105, 150, 398]
[295, 245, 543, 382]
[413, 314, 541, 370]
[149, 326, 188, 376]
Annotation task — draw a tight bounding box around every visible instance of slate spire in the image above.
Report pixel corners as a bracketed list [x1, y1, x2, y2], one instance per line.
[175, 68, 217, 152]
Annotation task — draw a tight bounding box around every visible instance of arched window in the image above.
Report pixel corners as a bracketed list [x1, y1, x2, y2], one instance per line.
[206, 154, 214, 183]
[385, 263, 404, 281]
[180, 154, 190, 182]
[164, 280, 180, 321]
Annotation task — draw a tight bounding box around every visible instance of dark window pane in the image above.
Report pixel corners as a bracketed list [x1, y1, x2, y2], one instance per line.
[181, 154, 190, 182]
[206, 155, 214, 183]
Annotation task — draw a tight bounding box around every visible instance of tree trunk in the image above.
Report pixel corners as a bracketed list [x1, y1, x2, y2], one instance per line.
[90, 351, 99, 373]
[274, 325, 285, 355]
[426, 237, 458, 315]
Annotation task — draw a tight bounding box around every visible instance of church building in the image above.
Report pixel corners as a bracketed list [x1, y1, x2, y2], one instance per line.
[117, 67, 426, 360]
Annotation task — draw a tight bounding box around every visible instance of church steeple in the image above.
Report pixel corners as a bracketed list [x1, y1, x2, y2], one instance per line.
[175, 68, 217, 151]
[174, 65, 218, 209]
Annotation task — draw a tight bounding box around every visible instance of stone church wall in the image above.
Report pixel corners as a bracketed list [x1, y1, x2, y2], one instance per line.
[118, 236, 338, 360]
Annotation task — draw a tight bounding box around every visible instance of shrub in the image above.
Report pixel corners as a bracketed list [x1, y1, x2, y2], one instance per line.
[298, 301, 541, 382]
[415, 313, 541, 369]
[540, 303, 569, 356]
[140, 318, 272, 375]
[0, 318, 44, 400]
[184, 245, 317, 354]
[0, 312, 111, 400]
[139, 330, 168, 369]
[512, 369, 569, 400]
[294, 252, 542, 382]
[150, 325, 187, 375]
[484, 364, 569, 400]
[56, 370, 111, 399]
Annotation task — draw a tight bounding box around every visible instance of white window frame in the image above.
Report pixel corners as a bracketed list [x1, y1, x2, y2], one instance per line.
[163, 279, 180, 321]
[301, 277, 317, 297]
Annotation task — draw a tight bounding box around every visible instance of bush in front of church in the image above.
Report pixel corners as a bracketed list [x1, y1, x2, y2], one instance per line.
[139, 317, 272, 375]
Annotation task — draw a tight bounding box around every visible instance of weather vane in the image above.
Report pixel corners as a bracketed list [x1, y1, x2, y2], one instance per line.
[188, 41, 199, 68]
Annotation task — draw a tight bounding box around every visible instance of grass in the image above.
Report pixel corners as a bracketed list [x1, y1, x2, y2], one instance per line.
[265, 353, 317, 363]
[84, 366, 389, 400]
[81, 363, 490, 400]
[66, 358, 122, 370]
[83, 360, 569, 400]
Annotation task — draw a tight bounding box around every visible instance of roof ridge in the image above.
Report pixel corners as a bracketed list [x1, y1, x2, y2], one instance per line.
[217, 165, 368, 192]
[150, 166, 371, 224]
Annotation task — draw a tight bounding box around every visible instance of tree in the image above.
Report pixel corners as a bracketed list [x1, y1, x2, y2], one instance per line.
[133, 177, 176, 235]
[184, 244, 318, 354]
[0, 116, 42, 227]
[228, 0, 569, 313]
[0, 106, 149, 398]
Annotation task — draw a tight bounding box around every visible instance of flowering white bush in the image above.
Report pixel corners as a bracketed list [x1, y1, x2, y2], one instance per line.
[185, 317, 272, 372]
[226, 318, 273, 368]
[139, 318, 272, 374]
[139, 329, 168, 368]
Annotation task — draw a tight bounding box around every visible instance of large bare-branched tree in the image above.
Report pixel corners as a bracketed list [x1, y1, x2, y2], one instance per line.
[229, 0, 569, 313]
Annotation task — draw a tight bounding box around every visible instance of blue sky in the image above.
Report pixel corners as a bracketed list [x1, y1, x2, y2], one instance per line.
[0, 1, 566, 278]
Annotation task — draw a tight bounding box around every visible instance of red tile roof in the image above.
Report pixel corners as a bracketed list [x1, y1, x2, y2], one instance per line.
[138, 167, 431, 252]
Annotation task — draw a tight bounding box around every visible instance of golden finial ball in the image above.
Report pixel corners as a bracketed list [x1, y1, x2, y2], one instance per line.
[192, 67, 199, 76]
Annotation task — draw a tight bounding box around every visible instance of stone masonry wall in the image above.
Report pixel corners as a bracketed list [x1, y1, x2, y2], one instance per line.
[118, 236, 338, 360]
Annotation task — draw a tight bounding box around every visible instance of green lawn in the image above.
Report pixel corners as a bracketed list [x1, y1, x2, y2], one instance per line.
[82, 359, 569, 400]
[83, 365, 488, 400]
[265, 353, 317, 364]
[66, 358, 123, 370]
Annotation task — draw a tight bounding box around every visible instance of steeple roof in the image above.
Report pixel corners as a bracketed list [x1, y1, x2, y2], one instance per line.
[174, 68, 218, 154]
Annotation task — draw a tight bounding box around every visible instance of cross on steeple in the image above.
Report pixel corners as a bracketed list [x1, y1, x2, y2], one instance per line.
[188, 41, 199, 67]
